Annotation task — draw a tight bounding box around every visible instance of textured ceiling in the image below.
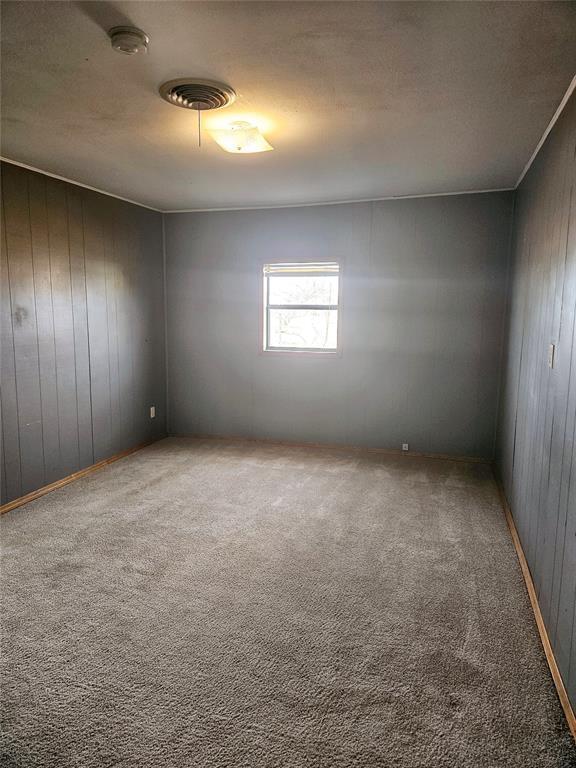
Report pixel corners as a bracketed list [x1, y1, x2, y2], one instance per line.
[2, 1, 575, 210]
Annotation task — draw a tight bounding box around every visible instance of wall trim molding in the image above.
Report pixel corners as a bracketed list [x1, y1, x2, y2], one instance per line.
[171, 433, 491, 463]
[0, 157, 163, 213]
[163, 187, 515, 214]
[0, 439, 163, 516]
[516, 74, 576, 188]
[494, 472, 576, 742]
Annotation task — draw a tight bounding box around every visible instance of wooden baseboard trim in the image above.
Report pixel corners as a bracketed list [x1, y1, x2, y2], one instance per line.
[171, 433, 491, 464]
[0, 438, 162, 516]
[493, 471, 576, 742]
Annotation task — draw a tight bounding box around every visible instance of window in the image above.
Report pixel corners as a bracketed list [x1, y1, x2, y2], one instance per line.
[263, 262, 340, 352]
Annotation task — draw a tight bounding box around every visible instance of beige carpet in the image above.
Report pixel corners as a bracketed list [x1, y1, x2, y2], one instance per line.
[1, 437, 575, 767]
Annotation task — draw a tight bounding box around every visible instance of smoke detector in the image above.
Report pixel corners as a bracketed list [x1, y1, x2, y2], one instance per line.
[109, 26, 149, 55]
[159, 79, 236, 111]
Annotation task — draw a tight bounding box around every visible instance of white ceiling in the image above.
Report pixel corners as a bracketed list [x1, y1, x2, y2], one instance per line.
[2, 1, 575, 211]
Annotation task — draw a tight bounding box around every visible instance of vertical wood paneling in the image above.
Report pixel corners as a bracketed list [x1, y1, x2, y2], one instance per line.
[548, 167, 576, 659]
[138, 208, 165, 443]
[1, 200, 22, 502]
[166, 194, 512, 456]
[66, 186, 94, 470]
[46, 179, 80, 477]
[554, 177, 576, 683]
[567, 433, 576, 695]
[83, 194, 112, 463]
[113, 206, 136, 450]
[534, 113, 573, 619]
[103, 197, 122, 454]
[497, 93, 576, 711]
[2, 164, 45, 493]
[0, 398, 5, 506]
[0, 161, 165, 504]
[132, 212, 150, 445]
[28, 172, 61, 484]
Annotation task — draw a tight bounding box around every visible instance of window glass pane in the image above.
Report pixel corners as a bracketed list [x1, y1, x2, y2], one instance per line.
[268, 309, 338, 349]
[268, 275, 339, 306]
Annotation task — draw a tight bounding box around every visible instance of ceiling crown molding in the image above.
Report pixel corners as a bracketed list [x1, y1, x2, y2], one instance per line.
[515, 74, 576, 188]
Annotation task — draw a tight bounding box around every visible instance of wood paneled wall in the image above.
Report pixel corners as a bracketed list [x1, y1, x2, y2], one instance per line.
[497, 93, 576, 709]
[166, 192, 512, 458]
[0, 162, 166, 505]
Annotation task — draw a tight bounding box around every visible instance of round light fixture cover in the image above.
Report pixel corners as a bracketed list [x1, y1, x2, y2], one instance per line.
[159, 79, 236, 111]
[109, 26, 149, 55]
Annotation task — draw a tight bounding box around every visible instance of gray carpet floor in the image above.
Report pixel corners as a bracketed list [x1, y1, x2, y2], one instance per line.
[1, 437, 575, 767]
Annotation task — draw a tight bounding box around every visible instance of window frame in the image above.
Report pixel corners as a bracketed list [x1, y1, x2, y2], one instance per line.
[260, 261, 342, 356]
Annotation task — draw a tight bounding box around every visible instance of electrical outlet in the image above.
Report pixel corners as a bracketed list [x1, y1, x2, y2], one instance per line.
[150, 406, 156, 419]
[402, 443, 409, 452]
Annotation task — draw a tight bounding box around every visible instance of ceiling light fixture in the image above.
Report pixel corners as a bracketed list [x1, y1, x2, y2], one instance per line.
[209, 121, 274, 153]
[108, 26, 149, 55]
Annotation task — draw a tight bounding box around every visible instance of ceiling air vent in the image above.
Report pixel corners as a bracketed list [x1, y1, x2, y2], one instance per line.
[159, 79, 236, 111]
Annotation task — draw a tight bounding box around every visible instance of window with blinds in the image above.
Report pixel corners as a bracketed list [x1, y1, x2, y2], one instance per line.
[262, 262, 340, 352]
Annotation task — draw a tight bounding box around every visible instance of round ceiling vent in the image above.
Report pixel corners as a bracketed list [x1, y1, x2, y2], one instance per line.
[159, 79, 236, 111]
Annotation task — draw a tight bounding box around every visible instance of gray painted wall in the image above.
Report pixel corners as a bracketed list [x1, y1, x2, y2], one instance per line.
[1, 162, 166, 505]
[497, 94, 576, 710]
[165, 192, 512, 458]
